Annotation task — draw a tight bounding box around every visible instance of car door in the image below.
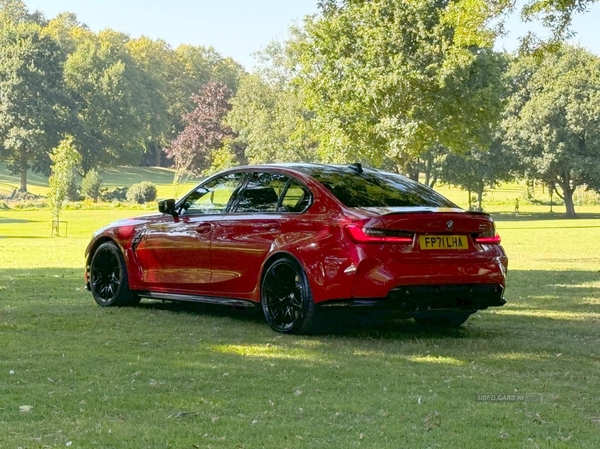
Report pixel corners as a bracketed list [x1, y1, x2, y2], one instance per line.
[135, 172, 246, 293]
[210, 171, 311, 297]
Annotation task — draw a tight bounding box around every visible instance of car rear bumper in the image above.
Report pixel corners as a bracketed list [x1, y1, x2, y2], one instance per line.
[320, 284, 506, 312]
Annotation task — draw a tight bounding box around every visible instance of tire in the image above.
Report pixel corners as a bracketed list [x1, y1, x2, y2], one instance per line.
[414, 311, 473, 328]
[261, 257, 316, 334]
[90, 242, 139, 307]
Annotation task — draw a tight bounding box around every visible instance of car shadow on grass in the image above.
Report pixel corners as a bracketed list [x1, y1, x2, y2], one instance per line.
[136, 299, 478, 339]
[132, 268, 600, 339]
[3, 267, 598, 340]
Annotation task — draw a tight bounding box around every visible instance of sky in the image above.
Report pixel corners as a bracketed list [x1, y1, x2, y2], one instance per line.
[26, 0, 600, 70]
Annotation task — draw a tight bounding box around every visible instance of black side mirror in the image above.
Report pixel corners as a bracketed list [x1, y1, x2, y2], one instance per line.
[158, 198, 177, 216]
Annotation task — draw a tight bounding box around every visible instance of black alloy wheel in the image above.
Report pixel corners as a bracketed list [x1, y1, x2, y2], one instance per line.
[90, 242, 139, 307]
[261, 257, 315, 334]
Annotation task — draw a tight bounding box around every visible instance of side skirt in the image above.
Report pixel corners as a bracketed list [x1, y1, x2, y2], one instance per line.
[138, 291, 257, 308]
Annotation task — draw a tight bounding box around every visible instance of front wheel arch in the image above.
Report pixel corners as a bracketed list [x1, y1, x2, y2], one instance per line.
[89, 241, 139, 307]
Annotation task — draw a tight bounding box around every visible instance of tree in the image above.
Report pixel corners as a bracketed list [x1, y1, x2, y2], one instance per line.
[518, 0, 600, 51]
[0, 0, 38, 24]
[228, 43, 319, 164]
[126, 37, 176, 166]
[315, 1, 600, 52]
[0, 20, 65, 192]
[439, 139, 516, 210]
[503, 46, 600, 217]
[172, 45, 244, 124]
[165, 82, 235, 182]
[295, 1, 506, 173]
[63, 32, 148, 173]
[43, 12, 92, 57]
[80, 169, 102, 201]
[48, 136, 80, 236]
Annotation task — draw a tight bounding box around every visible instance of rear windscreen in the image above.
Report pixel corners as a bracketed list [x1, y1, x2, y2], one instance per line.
[307, 167, 457, 208]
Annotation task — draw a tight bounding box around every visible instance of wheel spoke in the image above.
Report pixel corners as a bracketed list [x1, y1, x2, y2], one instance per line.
[265, 284, 285, 303]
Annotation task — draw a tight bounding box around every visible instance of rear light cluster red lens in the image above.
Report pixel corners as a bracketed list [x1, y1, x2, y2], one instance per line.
[474, 227, 501, 244]
[345, 225, 414, 243]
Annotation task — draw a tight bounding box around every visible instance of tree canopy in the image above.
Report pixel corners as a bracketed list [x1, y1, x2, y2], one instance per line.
[0, 19, 65, 191]
[166, 82, 234, 178]
[503, 45, 600, 217]
[0, 0, 245, 191]
[1, 0, 600, 211]
[295, 0, 507, 173]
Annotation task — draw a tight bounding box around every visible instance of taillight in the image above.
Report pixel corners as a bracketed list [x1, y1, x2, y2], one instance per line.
[345, 225, 413, 243]
[474, 226, 501, 244]
[475, 235, 502, 244]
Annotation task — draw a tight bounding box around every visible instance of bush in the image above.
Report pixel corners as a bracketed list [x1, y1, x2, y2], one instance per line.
[66, 179, 81, 201]
[81, 170, 103, 201]
[126, 181, 157, 204]
[100, 186, 129, 202]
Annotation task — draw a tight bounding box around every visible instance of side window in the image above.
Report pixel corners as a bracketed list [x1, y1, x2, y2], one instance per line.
[281, 179, 311, 212]
[234, 172, 287, 213]
[181, 172, 245, 215]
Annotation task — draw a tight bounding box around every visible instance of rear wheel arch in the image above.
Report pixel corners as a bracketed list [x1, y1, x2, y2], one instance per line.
[261, 252, 303, 278]
[260, 251, 320, 301]
[260, 252, 316, 334]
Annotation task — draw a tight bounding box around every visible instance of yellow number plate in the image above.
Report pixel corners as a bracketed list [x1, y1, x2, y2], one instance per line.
[419, 235, 468, 250]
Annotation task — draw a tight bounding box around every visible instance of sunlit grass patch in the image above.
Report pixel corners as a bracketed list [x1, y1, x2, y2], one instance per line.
[496, 309, 600, 321]
[211, 343, 325, 362]
[486, 352, 553, 362]
[405, 354, 466, 365]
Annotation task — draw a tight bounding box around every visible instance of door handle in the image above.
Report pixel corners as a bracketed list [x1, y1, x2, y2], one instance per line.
[195, 223, 212, 235]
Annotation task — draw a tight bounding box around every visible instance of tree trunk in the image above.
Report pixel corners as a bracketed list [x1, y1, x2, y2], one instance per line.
[556, 172, 576, 218]
[467, 189, 472, 210]
[477, 185, 484, 211]
[19, 147, 28, 192]
[563, 187, 576, 218]
[395, 153, 414, 176]
[155, 145, 162, 167]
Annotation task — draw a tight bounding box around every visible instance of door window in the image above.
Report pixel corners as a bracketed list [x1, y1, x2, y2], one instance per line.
[280, 179, 311, 212]
[181, 172, 245, 215]
[233, 172, 311, 214]
[234, 172, 287, 213]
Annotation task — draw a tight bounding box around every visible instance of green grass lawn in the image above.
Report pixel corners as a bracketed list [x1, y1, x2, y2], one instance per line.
[1, 205, 599, 447]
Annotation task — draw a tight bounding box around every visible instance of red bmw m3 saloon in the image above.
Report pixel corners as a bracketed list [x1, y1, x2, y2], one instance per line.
[85, 163, 508, 333]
